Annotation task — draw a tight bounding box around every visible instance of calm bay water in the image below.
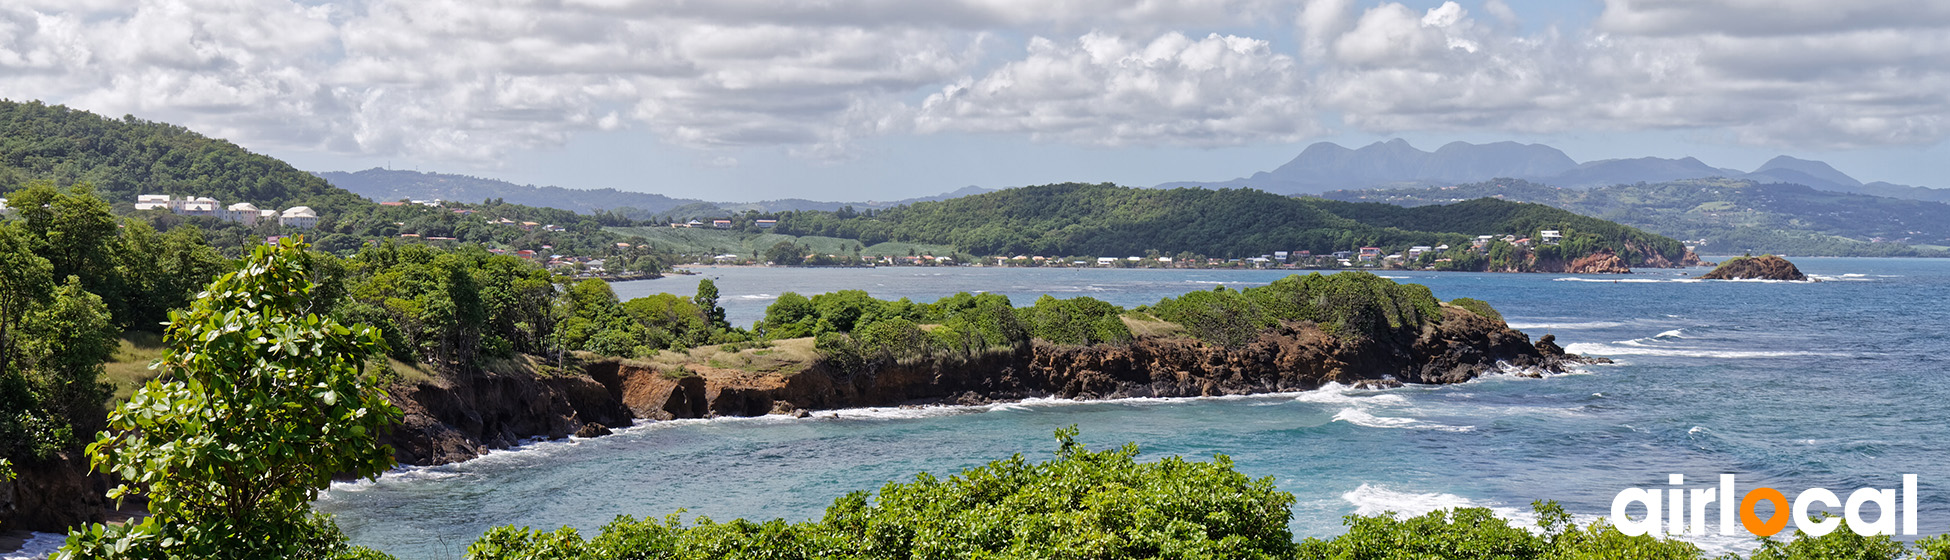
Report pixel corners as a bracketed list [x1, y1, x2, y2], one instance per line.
[316, 259, 1950, 557]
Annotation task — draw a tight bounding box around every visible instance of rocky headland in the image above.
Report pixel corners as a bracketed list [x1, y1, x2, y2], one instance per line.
[381, 305, 1602, 466]
[1699, 255, 1807, 281]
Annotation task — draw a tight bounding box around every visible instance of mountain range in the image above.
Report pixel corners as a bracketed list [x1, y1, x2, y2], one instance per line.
[314, 168, 992, 220]
[1157, 139, 1949, 202]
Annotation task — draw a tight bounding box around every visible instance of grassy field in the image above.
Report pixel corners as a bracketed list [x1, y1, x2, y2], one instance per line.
[629, 337, 822, 377]
[604, 226, 959, 260]
[104, 332, 168, 402]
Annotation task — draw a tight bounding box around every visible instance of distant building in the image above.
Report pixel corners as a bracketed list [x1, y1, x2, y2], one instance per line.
[1274, 251, 1289, 261]
[1407, 246, 1432, 259]
[226, 203, 261, 225]
[1096, 257, 1117, 265]
[1540, 230, 1562, 244]
[0, 197, 10, 217]
[180, 197, 218, 217]
[712, 219, 733, 229]
[755, 219, 777, 228]
[135, 194, 176, 211]
[279, 206, 318, 229]
[1358, 247, 1382, 261]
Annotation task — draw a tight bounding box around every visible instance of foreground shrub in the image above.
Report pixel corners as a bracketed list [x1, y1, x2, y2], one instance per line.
[59, 239, 403, 560]
[464, 427, 1295, 560]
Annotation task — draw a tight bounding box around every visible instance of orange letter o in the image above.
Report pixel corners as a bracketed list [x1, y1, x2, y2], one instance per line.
[1742, 487, 1791, 537]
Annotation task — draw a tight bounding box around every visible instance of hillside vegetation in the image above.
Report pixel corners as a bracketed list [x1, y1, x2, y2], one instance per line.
[1323, 178, 1950, 256]
[768, 182, 1694, 266]
[0, 100, 364, 214]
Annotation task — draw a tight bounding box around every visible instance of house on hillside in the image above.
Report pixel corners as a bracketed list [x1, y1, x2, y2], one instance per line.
[1358, 247, 1382, 261]
[712, 219, 732, 229]
[1540, 230, 1562, 245]
[0, 198, 11, 217]
[135, 194, 177, 211]
[180, 197, 218, 217]
[226, 203, 261, 226]
[755, 219, 777, 228]
[280, 206, 318, 229]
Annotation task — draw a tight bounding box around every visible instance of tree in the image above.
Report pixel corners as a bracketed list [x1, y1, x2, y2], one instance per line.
[60, 238, 402, 559]
[18, 277, 117, 449]
[693, 278, 727, 332]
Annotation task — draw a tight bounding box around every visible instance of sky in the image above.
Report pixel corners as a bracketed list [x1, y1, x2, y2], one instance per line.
[2, 0, 1947, 202]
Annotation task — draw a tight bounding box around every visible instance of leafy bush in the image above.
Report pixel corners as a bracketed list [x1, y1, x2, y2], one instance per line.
[59, 238, 403, 560]
[1019, 295, 1133, 346]
[463, 428, 1297, 560]
[1150, 273, 1443, 346]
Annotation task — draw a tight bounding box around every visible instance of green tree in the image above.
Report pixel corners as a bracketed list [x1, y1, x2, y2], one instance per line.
[18, 277, 118, 449]
[693, 278, 728, 332]
[60, 238, 403, 560]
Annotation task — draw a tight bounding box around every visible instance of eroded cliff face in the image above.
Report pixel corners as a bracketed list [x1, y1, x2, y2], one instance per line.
[381, 367, 633, 466]
[594, 307, 1587, 426]
[369, 307, 1594, 467]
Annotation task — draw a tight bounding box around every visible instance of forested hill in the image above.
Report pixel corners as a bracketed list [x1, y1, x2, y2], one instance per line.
[1322, 178, 1950, 257]
[0, 99, 365, 213]
[1311, 198, 1688, 261]
[771, 182, 1693, 265]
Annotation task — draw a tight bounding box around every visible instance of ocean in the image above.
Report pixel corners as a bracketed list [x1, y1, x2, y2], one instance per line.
[303, 259, 1950, 558]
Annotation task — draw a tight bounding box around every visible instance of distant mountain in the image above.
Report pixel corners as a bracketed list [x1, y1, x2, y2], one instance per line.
[1158, 139, 1575, 192]
[1160, 139, 1950, 203]
[316, 168, 995, 218]
[1320, 178, 1950, 257]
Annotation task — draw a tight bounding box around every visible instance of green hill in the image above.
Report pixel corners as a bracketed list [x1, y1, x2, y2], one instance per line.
[1322, 178, 1950, 257]
[766, 182, 1694, 266]
[0, 99, 365, 213]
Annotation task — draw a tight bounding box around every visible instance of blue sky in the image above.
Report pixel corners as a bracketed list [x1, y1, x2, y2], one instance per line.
[5, 0, 1946, 201]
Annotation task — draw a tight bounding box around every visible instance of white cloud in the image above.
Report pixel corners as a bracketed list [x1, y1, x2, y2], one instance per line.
[1, 0, 1947, 165]
[915, 32, 1315, 146]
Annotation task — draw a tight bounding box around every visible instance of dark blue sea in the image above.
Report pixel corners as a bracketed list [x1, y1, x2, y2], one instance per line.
[310, 259, 1950, 558]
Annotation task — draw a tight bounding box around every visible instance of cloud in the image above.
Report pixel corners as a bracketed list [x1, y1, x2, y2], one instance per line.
[915, 32, 1315, 146]
[1, 0, 1947, 165]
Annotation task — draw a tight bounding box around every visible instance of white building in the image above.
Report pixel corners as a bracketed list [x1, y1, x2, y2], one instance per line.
[226, 203, 261, 226]
[0, 197, 11, 217]
[135, 194, 177, 211]
[280, 206, 319, 229]
[1540, 230, 1563, 244]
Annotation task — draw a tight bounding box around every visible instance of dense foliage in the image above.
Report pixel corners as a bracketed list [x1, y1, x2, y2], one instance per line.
[1322, 178, 1950, 257]
[464, 428, 1297, 560]
[757, 289, 1131, 371]
[1146, 272, 1443, 347]
[60, 239, 400, 559]
[0, 100, 365, 215]
[763, 183, 1693, 266]
[460, 429, 1950, 560]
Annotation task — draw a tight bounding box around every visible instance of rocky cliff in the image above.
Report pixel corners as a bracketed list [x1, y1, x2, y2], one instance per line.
[380, 364, 634, 466]
[1698, 255, 1806, 281]
[0, 453, 113, 533]
[592, 306, 1595, 428]
[1563, 249, 1633, 274]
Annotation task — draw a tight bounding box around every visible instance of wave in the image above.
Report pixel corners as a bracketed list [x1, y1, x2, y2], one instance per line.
[733, 294, 779, 301]
[1342, 483, 1486, 517]
[1553, 277, 1672, 283]
[1563, 342, 1849, 359]
[1339, 484, 1754, 555]
[1293, 382, 1409, 406]
[1331, 408, 1473, 432]
[1504, 320, 1628, 330]
[1, 532, 65, 560]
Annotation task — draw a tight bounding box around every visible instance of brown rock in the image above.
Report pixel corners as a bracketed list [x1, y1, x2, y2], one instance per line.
[574, 423, 612, 438]
[1566, 248, 1632, 274]
[1698, 255, 1807, 281]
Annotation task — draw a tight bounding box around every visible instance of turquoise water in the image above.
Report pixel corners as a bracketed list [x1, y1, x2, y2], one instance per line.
[317, 259, 1950, 557]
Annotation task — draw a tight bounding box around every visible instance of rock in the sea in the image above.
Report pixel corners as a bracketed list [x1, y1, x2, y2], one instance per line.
[1699, 255, 1807, 281]
[1566, 249, 1632, 274]
[574, 423, 612, 438]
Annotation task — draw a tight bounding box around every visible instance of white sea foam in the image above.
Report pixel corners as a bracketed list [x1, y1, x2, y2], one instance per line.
[1563, 342, 1848, 359]
[1343, 484, 1485, 517]
[1338, 484, 1755, 555]
[734, 293, 779, 301]
[1, 532, 65, 560]
[1293, 382, 1409, 405]
[1504, 320, 1627, 330]
[1654, 329, 1689, 339]
[1331, 408, 1472, 432]
[1552, 277, 1667, 283]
